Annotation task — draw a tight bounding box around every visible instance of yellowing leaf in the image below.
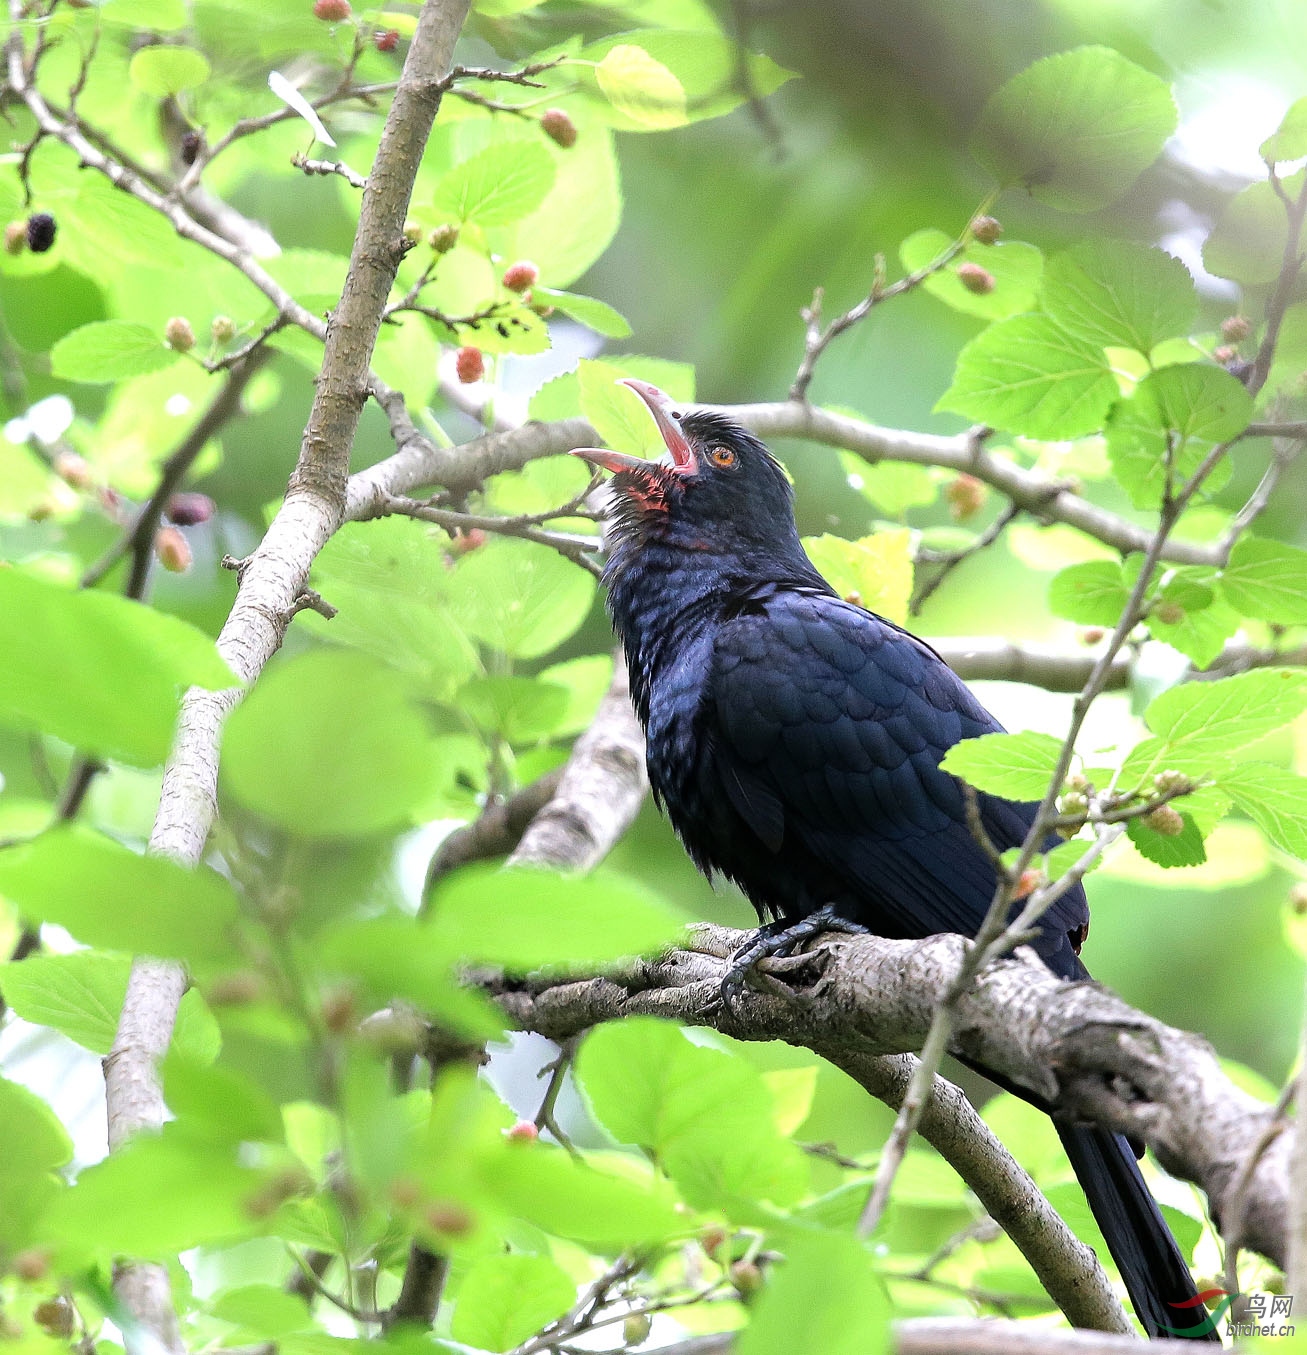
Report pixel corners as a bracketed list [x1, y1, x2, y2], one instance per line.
[596, 45, 688, 129]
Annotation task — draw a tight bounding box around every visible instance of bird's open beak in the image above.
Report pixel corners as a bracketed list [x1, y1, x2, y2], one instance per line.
[571, 379, 698, 476]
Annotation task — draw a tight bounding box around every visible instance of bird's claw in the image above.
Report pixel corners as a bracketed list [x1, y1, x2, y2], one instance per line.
[715, 906, 869, 1011]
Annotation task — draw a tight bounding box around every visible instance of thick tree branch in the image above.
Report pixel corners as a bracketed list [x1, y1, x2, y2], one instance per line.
[492, 925, 1289, 1269]
[508, 662, 648, 871]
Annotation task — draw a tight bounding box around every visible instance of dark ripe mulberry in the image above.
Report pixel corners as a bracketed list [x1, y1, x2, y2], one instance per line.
[26, 213, 56, 253]
[180, 129, 203, 166]
[166, 491, 215, 525]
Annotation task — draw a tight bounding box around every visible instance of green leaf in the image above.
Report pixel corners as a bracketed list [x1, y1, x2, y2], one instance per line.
[456, 676, 571, 744]
[736, 1229, 889, 1355]
[0, 569, 235, 767]
[1, 951, 219, 1059]
[576, 1018, 808, 1210]
[209, 1286, 313, 1339]
[1145, 668, 1307, 763]
[303, 516, 479, 697]
[1204, 172, 1305, 285]
[936, 314, 1117, 439]
[432, 142, 556, 227]
[163, 1055, 285, 1147]
[43, 1122, 266, 1258]
[576, 357, 695, 457]
[939, 731, 1063, 799]
[802, 531, 912, 625]
[50, 320, 180, 383]
[450, 1253, 575, 1353]
[1105, 364, 1252, 508]
[1261, 98, 1307, 163]
[577, 30, 793, 131]
[1044, 839, 1101, 882]
[316, 914, 505, 1040]
[1048, 560, 1128, 625]
[1147, 575, 1239, 668]
[839, 454, 939, 517]
[1218, 763, 1307, 859]
[221, 649, 451, 839]
[535, 653, 615, 738]
[488, 125, 622, 289]
[970, 47, 1177, 213]
[0, 1076, 71, 1251]
[481, 1140, 685, 1245]
[447, 536, 596, 659]
[426, 865, 681, 972]
[0, 826, 241, 964]
[1220, 536, 1307, 624]
[1041, 241, 1196, 354]
[128, 45, 210, 97]
[533, 286, 632, 338]
[1127, 811, 1206, 868]
[596, 44, 688, 128]
[763, 1066, 818, 1136]
[103, 0, 187, 28]
[899, 229, 1043, 320]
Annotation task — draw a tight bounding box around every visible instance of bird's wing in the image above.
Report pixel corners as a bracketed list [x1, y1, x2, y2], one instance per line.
[708, 587, 1088, 957]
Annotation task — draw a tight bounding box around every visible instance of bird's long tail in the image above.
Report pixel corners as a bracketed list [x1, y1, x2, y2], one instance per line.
[1057, 1123, 1220, 1341]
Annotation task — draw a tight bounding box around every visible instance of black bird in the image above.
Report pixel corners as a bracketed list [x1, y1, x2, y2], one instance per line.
[574, 380, 1217, 1342]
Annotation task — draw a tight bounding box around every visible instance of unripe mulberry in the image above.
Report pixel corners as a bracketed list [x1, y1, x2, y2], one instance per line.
[374, 28, 399, 51]
[502, 260, 539, 293]
[164, 316, 195, 352]
[4, 221, 26, 254]
[33, 1298, 74, 1339]
[1141, 805, 1185, 837]
[1152, 600, 1185, 626]
[1013, 868, 1045, 900]
[26, 213, 56, 253]
[956, 262, 995, 295]
[1080, 626, 1106, 644]
[505, 1120, 539, 1142]
[313, 0, 350, 19]
[53, 451, 93, 490]
[623, 1313, 652, 1346]
[455, 345, 484, 383]
[425, 1200, 474, 1236]
[1153, 769, 1193, 797]
[428, 223, 459, 254]
[730, 1260, 763, 1295]
[970, 215, 1003, 244]
[945, 473, 986, 520]
[211, 314, 236, 344]
[154, 525, 192, 572]
[540, 108, 578, 148]
[1220, 315, 1252, 343]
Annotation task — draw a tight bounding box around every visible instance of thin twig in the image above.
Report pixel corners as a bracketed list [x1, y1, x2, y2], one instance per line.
[1248, 171, 1307, 397]
[380, 492, 603, 576]
[911, 502, 1021, 614]
[292, 153, 367, 189]
[790, 202, 992, 400]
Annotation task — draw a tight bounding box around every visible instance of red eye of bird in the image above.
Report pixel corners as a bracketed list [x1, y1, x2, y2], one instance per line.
[709, 446, 737, 468]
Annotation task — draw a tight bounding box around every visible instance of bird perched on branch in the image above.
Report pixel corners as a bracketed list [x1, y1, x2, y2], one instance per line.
[574, 380, 1217, 1342]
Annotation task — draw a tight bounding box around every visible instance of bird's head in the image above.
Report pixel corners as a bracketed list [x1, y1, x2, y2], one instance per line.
[572, 380, 797, 556]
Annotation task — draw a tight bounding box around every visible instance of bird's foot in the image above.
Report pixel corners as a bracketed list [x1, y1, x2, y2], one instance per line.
[718, 905, 868, 1010]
